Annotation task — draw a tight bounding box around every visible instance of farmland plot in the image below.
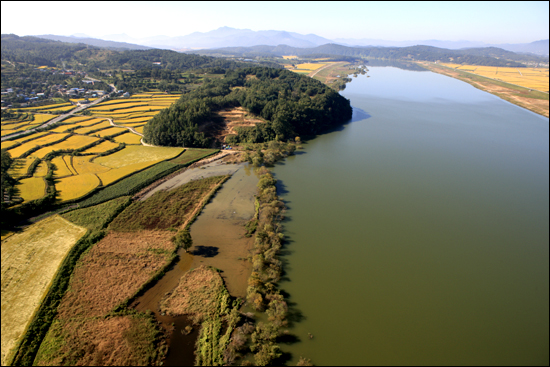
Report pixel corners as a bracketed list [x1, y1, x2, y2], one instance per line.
[1, 215, 87, 366]
[55, 173, 101, 202]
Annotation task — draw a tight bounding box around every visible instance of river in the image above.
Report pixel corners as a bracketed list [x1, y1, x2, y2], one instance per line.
[273, 67, 549, 365]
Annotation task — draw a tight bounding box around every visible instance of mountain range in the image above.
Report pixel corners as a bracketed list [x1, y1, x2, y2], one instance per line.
[33, 27, 549, 56]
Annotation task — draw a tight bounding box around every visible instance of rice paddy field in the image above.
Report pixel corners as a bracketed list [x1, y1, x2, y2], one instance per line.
[1, 215, 88, 366]
[6, 133, 70, 158]
[441, 64, 549, 92]
[55, 173, 101, 202]
[7, 157, 38, 178]
[113, 132, 143, 145]
[285, 62, 333, 74]
[15, 176, 47, 202]
[2, 92, 184, 206]
[30, 135, 100, 159]
[1, 113, 55, 136]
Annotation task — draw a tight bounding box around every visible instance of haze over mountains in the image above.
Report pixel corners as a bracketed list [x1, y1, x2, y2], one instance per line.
[34, 27, 549, 56]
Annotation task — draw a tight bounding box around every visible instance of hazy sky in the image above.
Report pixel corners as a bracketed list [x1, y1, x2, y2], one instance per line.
[1, 1, 548, 44]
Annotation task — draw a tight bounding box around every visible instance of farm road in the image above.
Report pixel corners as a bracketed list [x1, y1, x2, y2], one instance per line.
[139, 160, 245, 201]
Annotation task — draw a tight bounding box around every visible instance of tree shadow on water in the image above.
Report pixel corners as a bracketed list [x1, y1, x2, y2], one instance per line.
[192, 246, 219, 257]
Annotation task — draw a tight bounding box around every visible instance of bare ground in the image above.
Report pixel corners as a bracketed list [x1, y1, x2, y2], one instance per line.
[56, 231, 175, 319]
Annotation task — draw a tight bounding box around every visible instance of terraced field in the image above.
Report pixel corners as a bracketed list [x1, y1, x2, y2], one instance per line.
[2, 92, 184, 207]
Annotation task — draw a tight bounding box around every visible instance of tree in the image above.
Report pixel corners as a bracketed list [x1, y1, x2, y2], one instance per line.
[172, 229, 193, 251]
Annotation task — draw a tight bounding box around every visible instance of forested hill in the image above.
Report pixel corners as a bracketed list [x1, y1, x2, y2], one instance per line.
[143, 67, 353, 147]
[0, 34, 281, 71]
[193, 43, 548, 67]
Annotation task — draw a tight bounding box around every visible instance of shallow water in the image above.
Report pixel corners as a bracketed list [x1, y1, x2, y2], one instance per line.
[274, 67, 549, 365]
[131, 164, 259, 365]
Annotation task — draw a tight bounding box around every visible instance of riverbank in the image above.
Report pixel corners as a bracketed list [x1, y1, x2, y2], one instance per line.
[418, 61, 549, 117]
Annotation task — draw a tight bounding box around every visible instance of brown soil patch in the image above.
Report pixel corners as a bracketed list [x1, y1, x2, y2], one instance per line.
[57, 231, 175, 319]
[212, 107, 265, 143]
[421, 62, 549, 118]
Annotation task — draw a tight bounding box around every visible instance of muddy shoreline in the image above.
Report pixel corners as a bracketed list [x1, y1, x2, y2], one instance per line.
[130, 163, 259, 365]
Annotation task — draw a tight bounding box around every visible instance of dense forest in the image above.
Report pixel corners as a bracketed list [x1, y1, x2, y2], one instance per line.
[143, 67, 353, 147]
[194, 43, 549, 67]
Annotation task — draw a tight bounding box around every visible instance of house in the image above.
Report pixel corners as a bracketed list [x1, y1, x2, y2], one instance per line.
[123, 92, 130, 98]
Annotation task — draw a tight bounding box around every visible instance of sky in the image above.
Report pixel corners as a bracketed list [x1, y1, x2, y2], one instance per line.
[1, 1, 548, 44]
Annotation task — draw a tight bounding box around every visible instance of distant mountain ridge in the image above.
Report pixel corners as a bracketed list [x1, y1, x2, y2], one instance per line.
[97, 27, 549, 56]
[32, 34, 154, 51]
[31, 28, 549, 57]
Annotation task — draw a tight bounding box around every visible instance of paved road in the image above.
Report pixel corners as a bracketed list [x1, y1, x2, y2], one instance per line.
[2, 83, 117, 142]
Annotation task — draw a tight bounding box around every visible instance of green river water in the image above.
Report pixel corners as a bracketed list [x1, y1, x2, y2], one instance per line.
[273, 67, 549, 365]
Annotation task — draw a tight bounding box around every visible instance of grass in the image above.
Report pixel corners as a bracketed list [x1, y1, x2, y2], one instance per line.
[62, 196, 131, 231]
[96, 160, 166, 186]
[159, 265, 239, 366]
[108, 175, 227, 232]
[169, 148, 219, 165]
[77, 161, 178, 207]
[0, 215, 87, 366]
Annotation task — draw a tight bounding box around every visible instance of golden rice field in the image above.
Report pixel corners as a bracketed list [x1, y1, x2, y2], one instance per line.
[7, 133, 70, 158]
[49, 118, 106, 133]
[113, 119, 148, 126]
[63, 156, 77, 175]
[10, 131, 49, 144]
[33, 161, 49, 177]
[1, 215, 87, 366]
[69, 98, 98, 103]
[1, 140, 19, 149]
[31, 135, 100, 159]
[91, 126, 128, 137]
[55, 173, 100, 202]
[81, 140, 120, 154]
[61, 116, 98, 124]
[71, 120, 111, 134]
[113, 132, 143, 145]
[7, 157, 36, 178]
[441, 64, 549, 92]
[94, 145, 183, 168]
[295, 63, 326, 71]
[134, 126, 145, 134]
[282, 55, 298, 59]
[96, 160, 164, 186]
[71, 156, 111, 175]
[89, 102, 149, 110]
[51, 156, 73, 178]
[15, 176, 46, 202]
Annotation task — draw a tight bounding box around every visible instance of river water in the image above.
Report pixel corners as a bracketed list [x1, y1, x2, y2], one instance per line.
[274, 67, 549, 365]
